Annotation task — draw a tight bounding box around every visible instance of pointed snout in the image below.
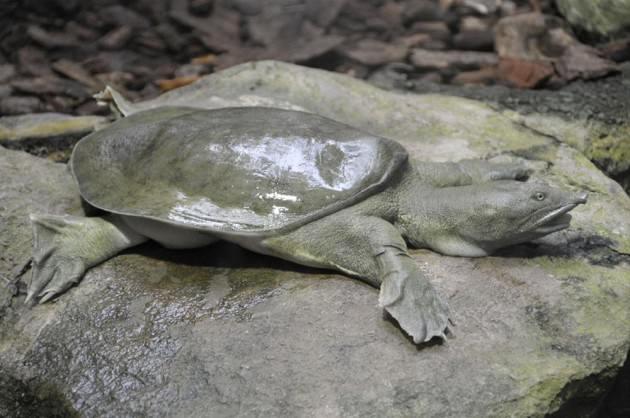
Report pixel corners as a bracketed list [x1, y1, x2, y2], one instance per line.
[574, 192, 588, 205]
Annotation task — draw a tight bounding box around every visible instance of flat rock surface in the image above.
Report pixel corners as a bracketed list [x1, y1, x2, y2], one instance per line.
[1, 62, 630, 417]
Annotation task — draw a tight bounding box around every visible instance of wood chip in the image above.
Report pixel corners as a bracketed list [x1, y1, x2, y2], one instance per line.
[410, 48, 498, 71]
[0, 96, 43, 115]
[99, 26, 133, 50]
[11, 77, 90, 99]
[17, 47, 55, 78]
[191, 54, 217, 65]
[408, 21, 452, 42]
[451, 66, 498, 85]
[398, 33, 432, 49]
[170, 0, 241, 52]
[340, 39, 408, 66]
[52, 59, 103, 91]
[0, 65, 16, 84]
[157, 76, 200, 91]
[27, 25, 78, 48]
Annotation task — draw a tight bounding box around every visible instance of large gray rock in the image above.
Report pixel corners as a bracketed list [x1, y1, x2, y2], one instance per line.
[555, 0, 630, 37]
[1, 62, 629, 417]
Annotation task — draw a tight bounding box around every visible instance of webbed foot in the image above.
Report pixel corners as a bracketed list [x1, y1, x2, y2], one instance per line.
[26, 214, 88, 304]
[378, 254, 450, 344]
[26, 214, 146, 304]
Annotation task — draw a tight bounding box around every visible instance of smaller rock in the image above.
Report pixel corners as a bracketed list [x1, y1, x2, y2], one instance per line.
[453, 30, 494, 51]
[0, 96, 42, 115]
[402, 0, 443, 23]
[556, 44, 619, 81]
[495, 13, 559, 59]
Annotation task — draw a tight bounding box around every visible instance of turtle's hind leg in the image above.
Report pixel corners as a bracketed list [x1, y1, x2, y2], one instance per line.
[26, 214, 147, 304]
[262, 215, 450, 344]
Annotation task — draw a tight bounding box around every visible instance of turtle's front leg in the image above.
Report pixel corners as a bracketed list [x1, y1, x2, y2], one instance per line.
[262, 215, 450, 343]
[26, 214, 147, 304]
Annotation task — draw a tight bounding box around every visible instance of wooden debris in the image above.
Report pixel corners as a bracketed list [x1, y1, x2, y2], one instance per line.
[409, 21, 452, 42]
[11, 77, 89, 99]
[52, 59, 103, 91]
[0, 96, 43, 115]
[411, 48, 498, 71]
[451, 65, 498, 84]
[157, 76, 201, 91]
[191, 54, 217, 65]
[27, 25, 78, 49]
[17, 47, 54, 78]
[0, 65, 16, 84]
[339, 39, 408, 66]
[99, 27, 133, 50]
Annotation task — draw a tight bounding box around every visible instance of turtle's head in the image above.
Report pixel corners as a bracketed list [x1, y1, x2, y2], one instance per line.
[397, 180, 587, 256]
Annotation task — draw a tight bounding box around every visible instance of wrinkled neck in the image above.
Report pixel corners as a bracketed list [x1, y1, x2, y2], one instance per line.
[393, 178, 496, 256]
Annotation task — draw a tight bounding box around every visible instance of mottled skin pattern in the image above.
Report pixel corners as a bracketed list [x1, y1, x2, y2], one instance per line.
[26, 107, 587, 344]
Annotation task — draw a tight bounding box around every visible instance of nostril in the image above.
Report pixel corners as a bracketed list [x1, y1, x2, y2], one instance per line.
[576, 193, 588, 204]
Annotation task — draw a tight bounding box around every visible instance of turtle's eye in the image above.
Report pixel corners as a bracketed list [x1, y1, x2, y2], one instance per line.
[533, 192, 546, 201]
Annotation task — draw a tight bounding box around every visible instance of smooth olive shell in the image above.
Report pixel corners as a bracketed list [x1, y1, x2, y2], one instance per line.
[71, 107, 408, 235]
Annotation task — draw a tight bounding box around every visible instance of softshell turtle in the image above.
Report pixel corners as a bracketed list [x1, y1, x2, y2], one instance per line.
[26, 106, 587, 343]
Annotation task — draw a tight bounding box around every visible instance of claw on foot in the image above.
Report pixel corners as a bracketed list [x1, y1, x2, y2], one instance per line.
[26, 214, 90, 305]
[379, 272, 450, 344]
